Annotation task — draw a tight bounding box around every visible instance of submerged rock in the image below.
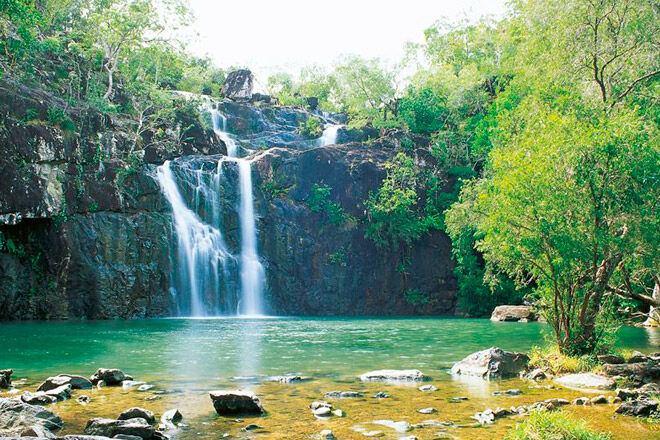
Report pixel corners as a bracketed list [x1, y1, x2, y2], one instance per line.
[450, 347, 529, 379]
[615, 397, 659, 417]
[359, 369, 427, 382]
[90, 368, 132, 386]
[373, 392, 391, 398]
[325, 391, 363, 398]
[371, 420, 411, 433]
[492, 388, 522, 396]
[554, 373, 615, 391]
[0, 397, 63, 437]
[269, 375, 312, 383]
[0, 369, 13, 389]
[118, 407, 155, 424]
[417, 407, 437, 414]
[209, 390, 265, 415]
[490, 305, 536, 322]
[418, 384, 437, 392]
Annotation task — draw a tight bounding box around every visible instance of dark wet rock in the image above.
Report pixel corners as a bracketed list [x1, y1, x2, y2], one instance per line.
[118, 408, 155, 424]
[615, 397, 659, 417]
[222, 70, 253, 100]
[38, 375, 93, 391]
[525, 369, 547, 381]
[627, 352, 650, 364]
[573, 397, 590, 405]
[490, 305, 536, 322]
[0, 369, 12, 389]
[90, 369, 132, 386]
[0, 397, 63, 437]
[450, 347, 529, 379]
[269, 375, 312, 383]
[113, 435, 144, 440]
[493, 388, 522, 396]
[20, 391, 58, 405]
[597, 354, 625, 365]
[590, 395, 608, 404]
[241, 424, 261, 432]
[554, 373, 615, 391]
[602, 361, 660, 381]
[76, 395, 90, 406]
[209, 390, 265, 416]
[324, 391, 363, 398]
[160, 409, 182, 427]
[84, 417, 156, 439]
[373, 392, 390, 398]
[359, 369, 427, 382]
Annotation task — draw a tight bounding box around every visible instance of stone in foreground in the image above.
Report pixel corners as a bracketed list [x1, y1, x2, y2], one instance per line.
[615, 397, 659, 417]
[490, 305, 536, 322]
[209, 390, 265, 415]
[359, 369, 427, 382]
[450, 347, 529, 379]
[38, 374, 93, 391]
[554, 373, 615, 391]
[0, 397, 63, 437]
[118, 407, 155, 424]
[84, 417, 155, 439]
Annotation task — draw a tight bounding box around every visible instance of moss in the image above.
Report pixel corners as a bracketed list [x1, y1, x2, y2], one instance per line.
[505, 411, 612, 440]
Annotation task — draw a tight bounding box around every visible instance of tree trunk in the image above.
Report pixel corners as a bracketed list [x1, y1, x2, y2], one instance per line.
[643, 281, 660, 327]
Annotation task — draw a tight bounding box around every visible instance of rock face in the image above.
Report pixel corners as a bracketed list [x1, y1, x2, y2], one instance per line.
[450, 347, 529, 379]
[359, 370, 427, 382]
[554, 373, 616, 391]
[209, 390, 265, 415]
[221, 69, 254, 100]
[490, 305, 536, 322]
[0, 79, 458, 319]
[0, 397, 63, 437]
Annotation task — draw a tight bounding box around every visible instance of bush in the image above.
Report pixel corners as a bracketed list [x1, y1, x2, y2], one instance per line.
[307, 183, 353, 226]
[298, 115, 323, 138]
[528, 345, 598, 375]
[505, 411, 612, 440]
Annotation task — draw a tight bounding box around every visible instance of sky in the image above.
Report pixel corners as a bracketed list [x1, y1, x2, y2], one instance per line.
[187, 0, 507, 81]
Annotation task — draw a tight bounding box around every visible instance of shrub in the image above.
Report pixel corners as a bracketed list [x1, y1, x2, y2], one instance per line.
[505, 411, 612, 440]
[298, 115, 323, 138]
[528, 345, 598, 375]
[307, 183, 353, 226]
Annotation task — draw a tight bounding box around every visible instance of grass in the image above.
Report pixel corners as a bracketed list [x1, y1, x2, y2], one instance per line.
[529, 346, 598, 375]
[505, 411, 612, 440]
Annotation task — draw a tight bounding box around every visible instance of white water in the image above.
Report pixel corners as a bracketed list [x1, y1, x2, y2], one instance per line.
[157, 99, 266, 316]
[318, 124, 341, 146]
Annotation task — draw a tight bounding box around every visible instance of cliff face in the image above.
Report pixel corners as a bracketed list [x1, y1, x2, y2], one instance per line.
[0, 81, 457, 319]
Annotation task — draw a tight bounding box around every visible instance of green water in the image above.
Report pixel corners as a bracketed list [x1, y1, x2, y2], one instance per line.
[1, 317, 658, 384]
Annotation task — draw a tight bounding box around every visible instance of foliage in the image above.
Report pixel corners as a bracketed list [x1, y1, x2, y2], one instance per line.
[528, 345, 598, 375]
[261, 180, 289, 200]
[404, 288, 430, 306]
[505, 411, 612, 440]
[307, 184, 353, 226]
[327, 247, 348, 267]
[298, 115, 323, 138]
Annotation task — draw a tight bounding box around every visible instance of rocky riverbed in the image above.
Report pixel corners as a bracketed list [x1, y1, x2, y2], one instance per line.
[2, 348, 659, 440]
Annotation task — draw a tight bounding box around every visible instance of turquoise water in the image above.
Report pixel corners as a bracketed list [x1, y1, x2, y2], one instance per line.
[2, 317, 658, 384]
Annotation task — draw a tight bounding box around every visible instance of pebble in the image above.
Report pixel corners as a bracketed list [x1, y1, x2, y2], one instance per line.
[418, 407, 437, 414]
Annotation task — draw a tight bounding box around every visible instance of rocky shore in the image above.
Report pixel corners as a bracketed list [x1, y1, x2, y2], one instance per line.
[1, 348, 658, 440]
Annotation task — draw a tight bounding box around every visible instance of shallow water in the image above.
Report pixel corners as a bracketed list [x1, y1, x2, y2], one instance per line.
[1, 318, 659, 439]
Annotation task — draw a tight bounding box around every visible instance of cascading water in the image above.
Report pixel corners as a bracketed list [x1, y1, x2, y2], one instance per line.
[157, 100, 266, 317]
[318, 124, 341, 146]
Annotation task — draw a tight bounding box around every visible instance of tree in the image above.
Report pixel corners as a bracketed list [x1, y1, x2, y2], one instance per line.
[446, 101, 659, 354]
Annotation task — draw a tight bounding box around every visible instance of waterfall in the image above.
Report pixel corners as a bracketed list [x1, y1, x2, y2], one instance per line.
[318, 124, 341, 146]
[157, 99, 266, 317]
[236, 159, 265, 316]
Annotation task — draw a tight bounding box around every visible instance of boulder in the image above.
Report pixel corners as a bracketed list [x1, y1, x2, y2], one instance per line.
[221, 70, 253, 100]
[490, 305, 536, 322]
[38, 374, 93, 391]
[44, 384, 72, 401]
[209, 390, 265, 415]
[627, 351, 650, 364]
[118, 408, 155, 424]
[596, 354, 625, 365]
[84, 417, 155, 439]
[20, 391, 58, 405]
[90, 369, 132, 386]
[359, 369, 427, 382]
[573, 397, 590, 405]
[615, 397, 659, 417]
[590, 395, 608, 404]
[526, 369, 547, 380]
[616, 383, 660, 401]
[0, 369, 12, 389]
[0, 397, 63, 437]
[601, 361, 660, 381]
[450, 347, 529, 379]
[554, 373, 615, 391]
